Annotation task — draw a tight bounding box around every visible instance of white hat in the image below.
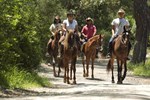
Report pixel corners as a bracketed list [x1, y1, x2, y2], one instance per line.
[117, 9, 125, 14]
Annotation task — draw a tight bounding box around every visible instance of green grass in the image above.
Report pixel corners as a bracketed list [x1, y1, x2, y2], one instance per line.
[128, 59, 150, 77]
[0, 66, 51, 89]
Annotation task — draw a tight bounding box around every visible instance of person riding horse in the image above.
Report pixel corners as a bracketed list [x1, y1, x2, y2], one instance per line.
[107, 9, 131, 59]
[47, 16, 62, 46]
[58, 9, 80, 56]
[81, 17, 99, 58]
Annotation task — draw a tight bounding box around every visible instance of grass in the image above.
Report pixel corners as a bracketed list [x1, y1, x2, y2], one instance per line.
[128, 59, 150, 77]
[0, 65, 51, 89]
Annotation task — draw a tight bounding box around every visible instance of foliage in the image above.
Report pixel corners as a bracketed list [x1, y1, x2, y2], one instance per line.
[0, 65, 51, 89]
[0, 0, 148, 88]
[100, 30, 111, 56]
[128, 59, 150, 77]
[0, 0, 41, 70]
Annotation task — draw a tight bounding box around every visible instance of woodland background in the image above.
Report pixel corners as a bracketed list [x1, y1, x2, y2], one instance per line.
[0, 0, 150, 88]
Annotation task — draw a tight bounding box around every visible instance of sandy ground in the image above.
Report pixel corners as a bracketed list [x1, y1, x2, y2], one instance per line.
[0, 58, 150, 100]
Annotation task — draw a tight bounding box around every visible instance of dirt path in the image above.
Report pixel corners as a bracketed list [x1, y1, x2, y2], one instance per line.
[1, 58, 150, 100]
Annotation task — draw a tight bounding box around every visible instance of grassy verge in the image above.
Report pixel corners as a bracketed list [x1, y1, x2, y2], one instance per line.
[0, 65, 51, 89]
[128, 59, 150, 77]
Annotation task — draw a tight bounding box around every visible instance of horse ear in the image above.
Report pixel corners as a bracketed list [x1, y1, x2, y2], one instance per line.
[124, 26, 126, 32]
[99, 34, 104, 38]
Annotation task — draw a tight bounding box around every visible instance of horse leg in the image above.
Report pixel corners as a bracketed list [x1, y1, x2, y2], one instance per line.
[58, 57, 62, 77]
[122, 60, 127, 81]
[52, 56, 57, 77]
[91, 57, 95, 79]
[86, 57, 90, 77]
[66, 63, 70, 84]
[72, 57, 77, 84]
[70, 62, 73, 80]
[82, 55, 86, 77]
[63, 60, 67, 83]
[111, 58, 115, 83]
[117, 59, 122, 84]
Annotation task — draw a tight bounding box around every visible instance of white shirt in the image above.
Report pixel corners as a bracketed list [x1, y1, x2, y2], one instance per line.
[49, 23, 62, 35]
[111, 18, 129, 35]
[63, 19, 78, 31]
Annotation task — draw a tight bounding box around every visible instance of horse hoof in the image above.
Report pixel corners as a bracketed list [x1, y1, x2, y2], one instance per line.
[112, 80, 115, 83]
[117, 81, 122, 84]
[67, 81, 70, 84]
[83, 74, 86, 77]
[73, 81, 76, 84]
[85, 74, 89, 77]
[91, 75, 94, 79]
[64, 80, 66, 83]
[54, 74, 57, 77]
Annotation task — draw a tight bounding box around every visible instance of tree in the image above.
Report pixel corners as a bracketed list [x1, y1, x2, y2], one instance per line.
[132, 0, 150, 64]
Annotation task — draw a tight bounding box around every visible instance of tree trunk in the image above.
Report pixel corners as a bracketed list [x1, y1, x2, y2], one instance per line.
[132, 0, 150, 64]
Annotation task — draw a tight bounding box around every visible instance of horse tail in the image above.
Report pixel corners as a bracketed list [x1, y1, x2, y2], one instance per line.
[107, 59, 112, 72]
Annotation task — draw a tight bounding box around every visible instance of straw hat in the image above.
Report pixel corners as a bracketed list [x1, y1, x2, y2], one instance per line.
[117, 9, 125, 14]
[67, 9, 75, 16]
[86, 17, 93, 22]
[55, 15, 60, 19]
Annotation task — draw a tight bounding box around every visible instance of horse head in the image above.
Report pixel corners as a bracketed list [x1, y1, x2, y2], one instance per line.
[64, 29, 77, 50]
[54, 30, 62, 41]
[97, 34, 104, 47]
[121, 26, 130, 45]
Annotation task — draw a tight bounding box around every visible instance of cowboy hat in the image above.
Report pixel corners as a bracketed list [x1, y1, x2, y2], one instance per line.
[86, 17, 93, 22]
[67, 9, 75, 16]
[117, 9, 125, 14]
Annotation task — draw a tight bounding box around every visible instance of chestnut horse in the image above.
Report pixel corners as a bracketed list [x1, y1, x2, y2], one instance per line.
[107, 26, 130, 84]
[47, 30, 62, 77]
[63, 30, 78, 84]
[82, 34, 103, 79]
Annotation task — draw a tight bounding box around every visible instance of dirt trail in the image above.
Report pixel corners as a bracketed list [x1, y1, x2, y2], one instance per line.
[1, 58, 150, 100]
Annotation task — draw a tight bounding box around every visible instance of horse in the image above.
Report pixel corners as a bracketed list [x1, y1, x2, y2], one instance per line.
[47, 30, 62, 77]
[82, 34, 103, 79]
[107, 26, 130, 84]
[62, 30, 78, 84]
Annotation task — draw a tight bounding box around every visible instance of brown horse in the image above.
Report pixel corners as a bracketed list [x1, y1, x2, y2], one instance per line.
[82, 34, 103, 79]
[47, 30, 62, 77]
[62, 30, 78, 84]
[107, 26, 130, 84]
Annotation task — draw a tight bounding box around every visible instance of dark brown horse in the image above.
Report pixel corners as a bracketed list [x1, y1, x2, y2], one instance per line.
[82, 34, 103, 79]
[62, 30, 78, 84]
[107, 26, 130, 84]
[47, 30, 62, 77]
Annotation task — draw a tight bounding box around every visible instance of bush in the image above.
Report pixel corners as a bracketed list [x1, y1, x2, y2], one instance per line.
[0, 65, 51, 89]
[128, 59, 150, 77]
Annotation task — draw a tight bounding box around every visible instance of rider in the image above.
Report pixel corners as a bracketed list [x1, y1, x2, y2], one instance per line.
[59, 9, 78, 43]
[58, 9, 79, 56]
[107, 8, 130, 58]
[81, 17, 97, 41]
[81, 17, 98, 57]
[47, 15, 62, 45]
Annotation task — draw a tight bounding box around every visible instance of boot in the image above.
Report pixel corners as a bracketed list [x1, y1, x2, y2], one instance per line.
[106, 42, 112, 58]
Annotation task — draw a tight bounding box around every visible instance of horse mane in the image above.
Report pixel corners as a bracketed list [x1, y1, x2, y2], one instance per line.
[64, 30, 74, 49]
[53, 30, 61, 41]
[87, 35, 100, 47]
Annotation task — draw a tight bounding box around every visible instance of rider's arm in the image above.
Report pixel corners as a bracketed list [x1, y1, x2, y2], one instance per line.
[81, 26, 87, 38]
[93, 25, 97, 36]
[75, 24, 78, 33]
[112, 25, 115, 36]
[49, 24, 55, 35]
[62, 23, 67, 32]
